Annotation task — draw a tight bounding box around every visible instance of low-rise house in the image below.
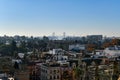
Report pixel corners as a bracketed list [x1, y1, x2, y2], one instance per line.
[54, 52, 68, 62]
[49, 49, 69, 62]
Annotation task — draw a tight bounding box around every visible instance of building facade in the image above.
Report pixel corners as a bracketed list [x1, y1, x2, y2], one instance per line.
[40, 63, 61, 80]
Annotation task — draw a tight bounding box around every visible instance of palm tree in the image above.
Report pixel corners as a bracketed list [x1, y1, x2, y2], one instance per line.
[93, 58, 102, 80]
[73, 66, 84, 80]
[82, 58, 92, 80]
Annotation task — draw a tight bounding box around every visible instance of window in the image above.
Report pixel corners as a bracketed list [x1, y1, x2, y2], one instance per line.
[57, 75, 59, 79]
[54, 76, 56, 79]
[54, 70, 56, 74]
[50, 76, 52, 79]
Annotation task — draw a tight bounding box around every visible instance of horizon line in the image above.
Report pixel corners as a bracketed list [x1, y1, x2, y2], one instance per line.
[1, 34, 120, 38]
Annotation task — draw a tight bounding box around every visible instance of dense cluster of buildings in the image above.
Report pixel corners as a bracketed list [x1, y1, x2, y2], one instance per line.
[27, 45, 120, 80]
[0, 35, 120, 80]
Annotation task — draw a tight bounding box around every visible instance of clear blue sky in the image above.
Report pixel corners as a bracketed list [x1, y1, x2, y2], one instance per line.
[0, 0, 120, 37]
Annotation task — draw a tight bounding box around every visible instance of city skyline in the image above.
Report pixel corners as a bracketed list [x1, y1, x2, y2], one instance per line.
[0, 0, 120, 37]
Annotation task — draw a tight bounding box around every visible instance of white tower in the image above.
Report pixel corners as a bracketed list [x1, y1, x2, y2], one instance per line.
[63, 32, 66, 38]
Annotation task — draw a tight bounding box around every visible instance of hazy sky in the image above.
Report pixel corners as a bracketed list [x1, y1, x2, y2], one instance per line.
[0, 0, 120, 37]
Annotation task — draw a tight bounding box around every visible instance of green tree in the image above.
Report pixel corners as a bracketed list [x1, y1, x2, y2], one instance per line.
[17, 41, 27, 53]
[11, 40, 17, 57]
[0, 44, 12, 56]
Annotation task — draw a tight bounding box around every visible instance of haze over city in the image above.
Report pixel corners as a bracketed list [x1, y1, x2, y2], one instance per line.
[0, 0, 120, 37]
